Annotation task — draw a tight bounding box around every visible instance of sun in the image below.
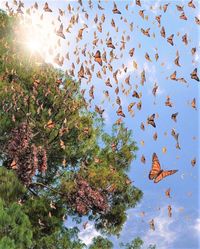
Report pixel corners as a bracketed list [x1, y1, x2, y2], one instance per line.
[26, 39, 41, 53]
[16, 10, 63, 64]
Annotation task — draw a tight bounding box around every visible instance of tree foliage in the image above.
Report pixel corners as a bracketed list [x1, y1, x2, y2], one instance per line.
[0, 10, 143, 248]
[89, 236, 113, 249]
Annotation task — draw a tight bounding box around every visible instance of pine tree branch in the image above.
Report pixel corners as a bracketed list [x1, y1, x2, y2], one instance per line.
[30, 182, 62, 195]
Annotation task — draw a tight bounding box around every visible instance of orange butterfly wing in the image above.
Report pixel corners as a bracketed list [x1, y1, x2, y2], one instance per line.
[149, 153, 161, 180]
[154, 170, 178, 183]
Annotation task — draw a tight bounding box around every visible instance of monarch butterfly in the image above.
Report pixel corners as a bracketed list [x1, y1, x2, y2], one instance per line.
[163, 3, 169, 13]
[141, 28, 150, 37]
[78, 65, 87, 79]
[149, 219, 155, 231]
[140, 122, 145, 131]
[105, 78, 112, 87]
[141, 155, 146, 164]
[171, 128, 179, 141]
[129, 48, 135, 57]
[45, 120, 55, 129]
[167, 34, 174, 46]
[115, 117, 122, 125]
[125, 75, 130, 85]
[165, 188, 171, 198]
[145, 52, 152, 62]
[56, 24, 65, 39]
[117, 106, 125, 117]
[176, 5, 184, 11]
[115, 87, 119, 95]
[149, 153, 178, 183]
[191, 158, 196, 167]
[190, 68, 199, 81]
[83, 221, 88, 230]
[101, 14, 105, 22]
[170, 71, 177, 80]
[191, 47, 196, 55]
[58, 8, 65, 16]
[96, 71, 102, 79]
[141, 70, 146, 85]
[111, 18, 116, 28]
[182, 34, 188, 45]
[11, 159, 17, 169]
[128, 102, 135, 112]
[152, 83, 158, 96]
[43, 2, 52, 12]
[137, 101, 142, 110]
[153, 132, 158, 141]
[165, 96, 173, 107]
[147, 114, 156, 128]
[176, 141, 181, 150]
[98, 3, 104, 10]
[191, 98, 196, 109]
[112, 2, 121, 14]
[160, 26, 166, 38]
[188, 0, 195, 8]
[171, 112, 178, 122]
[78, 28, 84, 40]
[89, 86, 94, 99]
[94, 50, 102, 66]
[136, 0, 141, 7]
[95, 105, 104, 116]
[168, 205, 172, 217]
[153, 54, 158, 62]
[155, 15, 161, 24]
[180, 12, 187, 20]
[106, 37, 115, 49]
[34, 2, 38, 9]
[132, 90, 140, 98]
[139, 10, 144, 19]
[195, 17, 200, 25]
[113, 70, 119, 84]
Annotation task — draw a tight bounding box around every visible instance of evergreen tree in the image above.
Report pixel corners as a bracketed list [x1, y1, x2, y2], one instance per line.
[0, 10, 143, 248]
[89, 236, 113, 249]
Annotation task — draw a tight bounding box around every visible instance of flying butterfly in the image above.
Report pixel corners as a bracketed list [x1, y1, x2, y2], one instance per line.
[149, 219, 155, 231]
[149, 153, 178, 183]
[168, 205, 172, 217]
[117, 106, 125, 117]
[195, 17, 200, 25]
[112, 2, 121, 14]
[43, 2, 52, 12]
[167, 34, 174, 46]
[191, 158, 196, 167]
[163, 3, 169, 12]
[165, 188, 171, 198]
[190, 68, 199, 81]
[56, 24, 65, 39]
[147, 114, 156, 128]
[141, 28, 150, 37]
[171, 112, 178, 122]
[106, 37, 115, 49]
[141, 155, 146, 164]
[180, 12, 187, 20]
[94, 50, 102, 66]
[188, 0, 196, 8]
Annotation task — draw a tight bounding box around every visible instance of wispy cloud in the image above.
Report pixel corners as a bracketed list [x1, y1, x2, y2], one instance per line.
[194, 218, 200, 234]
[142, 205, 180, 249]
[79, 223, 100, 246]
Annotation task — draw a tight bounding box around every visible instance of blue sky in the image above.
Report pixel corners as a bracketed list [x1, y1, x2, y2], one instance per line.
[0, 0, 199, 248]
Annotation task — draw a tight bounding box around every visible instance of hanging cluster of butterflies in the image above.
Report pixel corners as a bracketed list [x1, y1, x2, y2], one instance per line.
[3, 0, 199, 231]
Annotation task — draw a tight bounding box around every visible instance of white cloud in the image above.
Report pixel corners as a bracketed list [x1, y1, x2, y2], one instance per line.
[194, 218, 200, 234]
[118, 59, 137, 80]
[142, 206, 179, 249]
[79, 223, 101, 246]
